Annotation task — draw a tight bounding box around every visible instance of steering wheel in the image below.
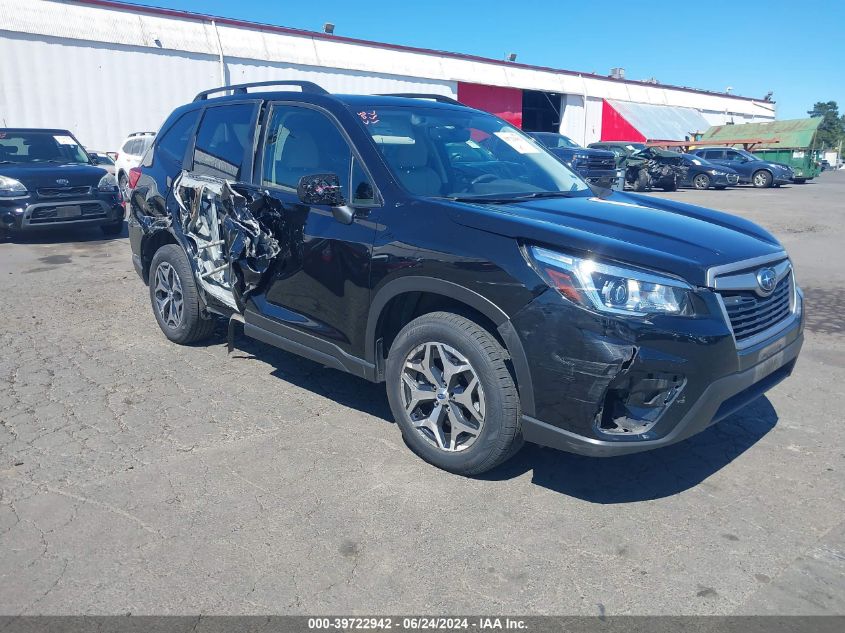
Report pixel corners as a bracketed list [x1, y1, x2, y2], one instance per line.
[471, 174, 498, 185]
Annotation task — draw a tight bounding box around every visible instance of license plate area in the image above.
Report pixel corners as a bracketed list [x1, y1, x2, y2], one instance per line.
[56, 205, 82, 218]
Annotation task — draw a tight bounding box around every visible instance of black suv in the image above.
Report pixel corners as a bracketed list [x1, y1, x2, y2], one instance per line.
[0, 128, 123, 237]
[527, 133, 618, 188]
[128, 81, 804, 476]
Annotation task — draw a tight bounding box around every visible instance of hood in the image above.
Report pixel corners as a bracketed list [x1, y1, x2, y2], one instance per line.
[0, 162, 108, 190]
[446, 191, 783, 286]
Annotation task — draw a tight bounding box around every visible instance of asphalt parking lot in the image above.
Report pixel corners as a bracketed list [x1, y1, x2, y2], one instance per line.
[1, 173, 844, 616]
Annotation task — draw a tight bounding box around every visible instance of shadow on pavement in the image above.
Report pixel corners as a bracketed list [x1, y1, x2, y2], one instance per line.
[222, 328, 778, 502]
[481, 396, 778, 503]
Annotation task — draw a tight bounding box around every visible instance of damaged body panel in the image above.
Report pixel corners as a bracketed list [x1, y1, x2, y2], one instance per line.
[173, 173, 283, 311]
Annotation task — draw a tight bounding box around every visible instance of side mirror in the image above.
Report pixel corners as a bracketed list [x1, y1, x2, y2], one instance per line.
[297, 173, 354, 224]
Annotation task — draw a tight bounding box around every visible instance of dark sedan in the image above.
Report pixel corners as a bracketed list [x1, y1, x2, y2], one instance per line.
[680, 153, 740, 190]
[530, 132, 618, 188]
[689, 147, 793, 188]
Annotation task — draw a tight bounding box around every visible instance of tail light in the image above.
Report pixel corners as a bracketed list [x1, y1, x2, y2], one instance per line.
[128, 167, 142, 189]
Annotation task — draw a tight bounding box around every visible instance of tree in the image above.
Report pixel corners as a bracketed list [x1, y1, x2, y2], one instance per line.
[807, 101, 845, 149]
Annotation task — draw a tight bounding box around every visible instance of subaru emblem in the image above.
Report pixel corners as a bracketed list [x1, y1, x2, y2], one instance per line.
[756, 267, 777, 294]
[55, 178, 70, 186]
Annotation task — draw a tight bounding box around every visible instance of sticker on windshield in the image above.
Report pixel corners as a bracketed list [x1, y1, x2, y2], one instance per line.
[494, 132, 541, 154]
[53, 135, 77, 145]
[357, 111, 380, 125]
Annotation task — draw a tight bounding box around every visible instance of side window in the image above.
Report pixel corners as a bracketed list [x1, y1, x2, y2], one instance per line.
[155, 110, 200, 168]
[262, 105, 359, 201]
[192, 103, 255, 180]
[126, 139, 140, 155]
[121, 139, 134, 154]
[703, 150, 723, 160]
[725, 150, 744, 162]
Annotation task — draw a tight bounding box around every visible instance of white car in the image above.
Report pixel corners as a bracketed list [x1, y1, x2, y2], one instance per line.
[115, 131, 155, 196]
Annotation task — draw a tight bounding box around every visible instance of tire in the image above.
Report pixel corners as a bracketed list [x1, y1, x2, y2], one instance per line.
[100, 221, 123, 236]
[714, 185, 727, 190]
[752, 169, 773, 188]
[118, 172, 130, 199]
[386, 312, 522, 476]
[632, 169, 650, 192]
[692, 173, 711, 190]
[662, 176, 678, 192]
[149, 244, 216, 345]
[793, 178, 806, 184]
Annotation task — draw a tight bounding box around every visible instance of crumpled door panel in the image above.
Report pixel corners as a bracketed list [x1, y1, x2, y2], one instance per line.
[173, 172, 287, 312]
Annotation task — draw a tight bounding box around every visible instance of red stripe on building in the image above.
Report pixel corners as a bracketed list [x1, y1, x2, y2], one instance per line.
[457, 83, 523, 129]
[600, 99, 646, 142]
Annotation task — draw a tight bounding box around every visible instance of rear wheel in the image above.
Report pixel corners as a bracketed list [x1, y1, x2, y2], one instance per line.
[632, 169, 651, 191]
[386, 312, 522, 475]
[692, 173, 711, 190]
[118, 172, 130, 200]
[662, 176, 678, 192]
[149, 245, 216, 344]
[752, 169, 773, 188]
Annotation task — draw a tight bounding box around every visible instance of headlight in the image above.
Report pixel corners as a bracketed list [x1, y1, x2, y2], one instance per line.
[525, 245, 694, 316]
[98, 173, 119, 192]
[708, 169, 719, 175]
[0, 175, 28, 198]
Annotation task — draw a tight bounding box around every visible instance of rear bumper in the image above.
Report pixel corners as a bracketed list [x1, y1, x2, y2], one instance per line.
[1, 196, 123, 231]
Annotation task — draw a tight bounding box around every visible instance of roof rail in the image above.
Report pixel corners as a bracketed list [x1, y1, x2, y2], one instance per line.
[129, 131, 156, 136]
[193, 80, 329, 102]
[379, 93, 463, 106]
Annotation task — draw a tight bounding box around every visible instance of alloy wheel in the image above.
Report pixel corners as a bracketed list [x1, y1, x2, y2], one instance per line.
[693, 174, 709, 189]
[153, 262, 184, 329]
[401, 342, 486, 452]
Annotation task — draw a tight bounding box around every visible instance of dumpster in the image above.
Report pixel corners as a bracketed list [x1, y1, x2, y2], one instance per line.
[699, 117, 823, 182]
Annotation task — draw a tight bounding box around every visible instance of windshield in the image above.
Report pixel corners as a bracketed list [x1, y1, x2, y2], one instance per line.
[0, 131, 91, 165]
[532, 132, 580, 149]
[359, 106, 590, 200]
[94, 153, 115, 165]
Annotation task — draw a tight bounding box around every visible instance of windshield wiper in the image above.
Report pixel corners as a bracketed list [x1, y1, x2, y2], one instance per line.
[447, 191, 580, 204]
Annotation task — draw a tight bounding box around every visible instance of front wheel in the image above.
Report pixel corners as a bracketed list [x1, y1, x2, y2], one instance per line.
[752, 169, 773, 188]
[386, 312, 522, 475]
[692, 173, 711, 190]
[149, 245, 216, 344]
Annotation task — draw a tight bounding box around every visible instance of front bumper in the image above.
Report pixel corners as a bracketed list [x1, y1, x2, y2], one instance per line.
[0, 194, 123, 232]
[512, 285, 804, 457]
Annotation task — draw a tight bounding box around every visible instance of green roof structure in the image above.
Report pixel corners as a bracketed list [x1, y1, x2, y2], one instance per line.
[700, 117, 822, 150]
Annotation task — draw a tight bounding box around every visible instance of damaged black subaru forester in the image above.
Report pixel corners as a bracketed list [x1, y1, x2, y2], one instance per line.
[128, 82, 804, 475]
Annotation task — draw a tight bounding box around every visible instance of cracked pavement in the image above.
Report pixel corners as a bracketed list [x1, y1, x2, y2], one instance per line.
[1, 173, 844, 615]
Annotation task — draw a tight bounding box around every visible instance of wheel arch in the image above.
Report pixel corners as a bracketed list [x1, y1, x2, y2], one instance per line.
[366, 276, 535, 416]
[139, 228, 179, 284]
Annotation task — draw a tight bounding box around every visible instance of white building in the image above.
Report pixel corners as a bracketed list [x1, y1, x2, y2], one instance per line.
[0, 0, 776, 151]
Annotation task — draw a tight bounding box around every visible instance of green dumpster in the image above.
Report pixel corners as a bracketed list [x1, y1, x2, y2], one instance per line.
[699, 117, 824, 182]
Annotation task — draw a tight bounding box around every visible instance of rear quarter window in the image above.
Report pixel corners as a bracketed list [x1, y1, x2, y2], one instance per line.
[192, 103, 256, 180]
[152, 110, 201, 169]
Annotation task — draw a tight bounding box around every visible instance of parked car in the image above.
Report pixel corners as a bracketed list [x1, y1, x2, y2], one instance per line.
[0, 128, 123, 238]
[586, 142, 683, 191]
[679, 153, 739, 189]
[115, 131, 155, 197]
[528, 132, 618, 188]
[89, 152, 116, 176]
[128, 82, 804, 476]
[689, 147, 793, 188]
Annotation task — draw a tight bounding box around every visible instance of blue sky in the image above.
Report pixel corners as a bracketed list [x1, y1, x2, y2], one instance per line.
[139, 0, 843, 119]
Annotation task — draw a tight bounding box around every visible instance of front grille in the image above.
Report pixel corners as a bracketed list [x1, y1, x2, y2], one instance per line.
[28, 203, 106, 224]
[37, 186, 92, 198]
[726, 174, 739, 184]
[718, 275, 792, 343]
[584, 156, 616, 170]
